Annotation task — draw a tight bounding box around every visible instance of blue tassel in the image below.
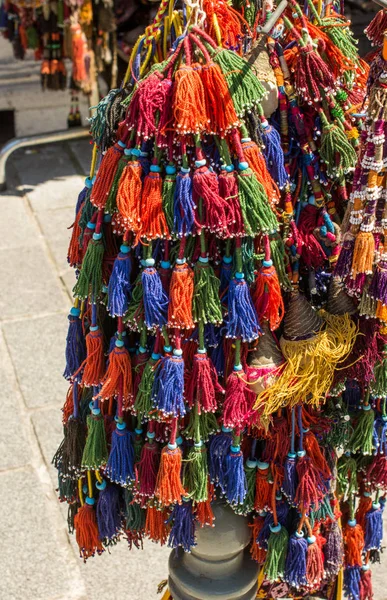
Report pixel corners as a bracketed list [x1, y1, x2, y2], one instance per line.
[344, 566, 361, 600]
[220, 256, 233, 307]
[168, 499, 196, 553]
[108, 246, 132, 317]
[373, 416, 387, 455]
[225, 445, 247, 505]
[75, 185, 88, 215]
[364, 501, 384, 551]
[96, 480, 121, 542]
[142, 260, 169, 328]
[284, 533, 308, 588]
[174, 169, 195, 237]
[282, 453, 297, 503]
[257, 499, 289, 549]
[105, 423, 135, 485]
[261, 121, 288, 189]
[209, 339, 225, 377]
[343, 380, 361, 410]
[152, 351, 185, 417]
[226, 276, 261, 342]
[208, 426, 233, 493]
[63, 307, 86, 381]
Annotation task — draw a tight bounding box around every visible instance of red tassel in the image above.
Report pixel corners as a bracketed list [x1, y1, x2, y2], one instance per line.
[132, 350, 149, 399]
[254, 463, 273, 512]
[356, 495, 373, 532]
[360, 566, 373, 600]
[193, 165, 229, 236]
[365, 10, 387, 46]
[218, 169, 244, 237]
[222, 370, 253, 429]
[199, 60, 239, 134]
[80, 328, 105, 387]
[249, 516, 267, 563]
[99, 344, 133, 410]
[67, 206, 83, 267]
[154, 445, 186, 505]
[74, 502, 104, 561]
[136, 439, 160, 498]
[62, 385, 74, 424]
[294, 455, 326, 514]
[306, 533, 325, 589]
[253, 264, 284, 331]
[186, 352, 224, 413]
[303, 431, 331, 481]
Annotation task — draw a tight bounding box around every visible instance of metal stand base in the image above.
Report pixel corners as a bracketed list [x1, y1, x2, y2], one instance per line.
[168, 501, 258, 600]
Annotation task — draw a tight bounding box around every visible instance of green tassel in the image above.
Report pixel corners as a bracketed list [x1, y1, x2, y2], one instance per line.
[237, 169, 278, 236]
[320, 112, 357, 178]
[310, 494, 335, 527]
[270, 236, 292, 291]
[193, 260, 223, 325]
[134, 433, 144, 463]
[359, 285, 377, 319]
[183, 445, 209, 503]
[162, 170, 176, 233]
[105, 154, 130, 214]
[123, 273, 144, 330]
[234, 460, 257, 516]
[264, 525, 289, 582]
[336, 453, 358, 498]
[73, 238, 104, 299]
[212, 48, 266, 116]
[80, 387, 93, 423]
[81, 413, 108, 469]
[124, 489, 146, 531]
[349, 405, 375, 455]
[242, 238, 256, 286]
[371, 350, 387, 397]
[183, 408, 219, 443]
[134, 356, 158, 420]
[79, 188, 95, 234]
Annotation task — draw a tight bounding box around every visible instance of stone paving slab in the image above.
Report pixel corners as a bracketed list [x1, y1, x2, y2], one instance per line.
[35, 205, 75, 275]
[0, 192, 41, 251]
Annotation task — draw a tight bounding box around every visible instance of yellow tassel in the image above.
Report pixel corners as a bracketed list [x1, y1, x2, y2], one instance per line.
[350, 231, 375, 279]
[254, 313, 357, 418]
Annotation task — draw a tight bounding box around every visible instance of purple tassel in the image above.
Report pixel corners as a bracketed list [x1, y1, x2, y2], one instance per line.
[368, 262, 387, 304]
[257, 500, 289, 549]
[372, 416, 387, 455]
[282, 453, 297, 503]
[220, 256, 233, 307]
[225, 445, 247, 505]
[174, 169, 195, 237]
[105, 423, 135, 485]
[208, 427, 233, 493]
[261, 121, 288, 189]
[334, 237, 355, 279]
[108, 246, 132, 317]
[152, 351, 185, 417]
[364, 502, 384, 551]
[139, 151, 151, 177]
[324, 520, 344, 578]
[284, 533, 308, 588]
[209, 338, 225, 377]
[226, 276, 261, 342]
[142, 261, 169, 328]
[344, 566, 361, 600]
[64, 307, 86, 381]
[168, 499, 196, 553]
[75, 185, 88, 215]
[96, 480, 121, 541]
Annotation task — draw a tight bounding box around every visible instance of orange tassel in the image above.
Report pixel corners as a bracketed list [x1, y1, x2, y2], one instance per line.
[249, 516, 267, 563]
[154, 445, 186, 505]
[99, 345, 133, 410]
[343, 522, 364, 566]
[304, 431, 331, 481]
[350, 231, 375, 279]
[173, 62, 208, 134]
[144, 506, 170, 545]
[67, 206, 83, 267]
[117, 160, 142, 237]
[74, 503, 104, 561]
[141, 170, 170, 240]
[91, 122, 128, 210]
[254, 463, 273, 512]
[81, 328, 105, 387]
[253, 264, 284, 331]
[241, 140, 280, 205]
[355, 495, 373, 531]
[199, 59, 239, 134]
[62, 385, 74, 424]
[168, 261, 195, 329]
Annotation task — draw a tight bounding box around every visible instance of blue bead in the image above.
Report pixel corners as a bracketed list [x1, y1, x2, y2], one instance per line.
[166, 165, 176, 174]
[104, 214, 112, 223]
[270, 523, 281, 533]
[70, 307, 81, 317]
[96, 479, 107, 490]
[238, 161, 249, 171]
[85, 496, 95, 505]
[115, 339, 124, 348]
[90, 325, 99, 332]
[131, 148, 141, 157]
[235, 272, 244, 280]
[93, 232, 102, 241]
[225, 164, 235, 172]
[230, 445, 240, 453]
[195, 159, 206, 167]
[117, 140, 126, 148]
[124, 148, 131, 156]
[120, 244, 131, 253]
[161, 261, 171, 268]
[263, 260, 273, 267]
[84, 177, 93, 188]
[223, 255, 233, 264]
[117, 422, 126, 430]
[151, 352, 161, 360]
[150, 165, 161, 173]
[180, 167, 190, 174]
[87, 221, 96, 230]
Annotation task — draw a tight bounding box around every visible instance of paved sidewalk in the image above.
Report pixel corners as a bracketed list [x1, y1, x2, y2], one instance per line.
[1, 140, 387, 600]
[0, 141, 169, 600]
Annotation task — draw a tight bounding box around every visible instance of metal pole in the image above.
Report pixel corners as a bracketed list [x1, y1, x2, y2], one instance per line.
[168, 501, 258, 600]
[0, 127, 89, 191]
